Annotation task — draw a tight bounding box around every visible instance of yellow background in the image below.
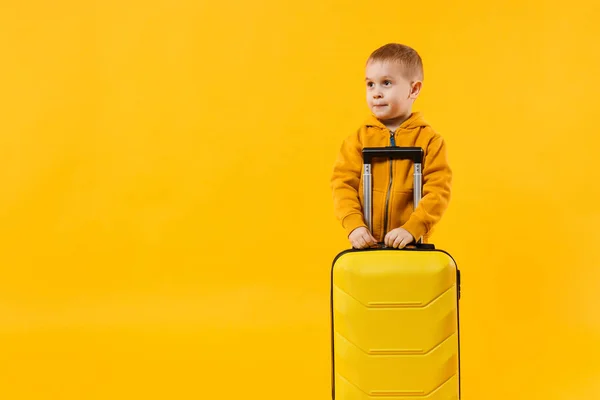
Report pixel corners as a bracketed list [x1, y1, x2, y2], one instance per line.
[1, 0, 599, 399]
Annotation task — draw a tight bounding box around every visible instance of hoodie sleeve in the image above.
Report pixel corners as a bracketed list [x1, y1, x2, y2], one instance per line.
[330, 130, 367, 237]
[401, 135, 452, 241]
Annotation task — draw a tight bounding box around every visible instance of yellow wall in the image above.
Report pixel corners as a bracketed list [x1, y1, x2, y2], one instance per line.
[1, 0, 599, 399]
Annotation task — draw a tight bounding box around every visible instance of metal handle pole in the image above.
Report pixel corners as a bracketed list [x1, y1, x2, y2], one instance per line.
[413, 162, 422, 243]
[363, 163, 372, 233]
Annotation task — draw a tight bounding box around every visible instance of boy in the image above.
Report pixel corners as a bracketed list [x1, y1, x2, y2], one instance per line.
[331, 43, 452, 249]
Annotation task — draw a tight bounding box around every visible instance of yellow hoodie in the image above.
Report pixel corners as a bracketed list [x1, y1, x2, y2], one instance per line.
[331, 112, 452, 243]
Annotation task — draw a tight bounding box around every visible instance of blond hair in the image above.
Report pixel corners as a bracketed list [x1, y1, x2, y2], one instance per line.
[368, 43, 424, 81]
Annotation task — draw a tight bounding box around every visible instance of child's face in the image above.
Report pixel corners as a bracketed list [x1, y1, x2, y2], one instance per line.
[365, 60, 421, 124]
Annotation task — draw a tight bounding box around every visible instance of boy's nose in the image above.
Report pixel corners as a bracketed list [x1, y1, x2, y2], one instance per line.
[373, 92, 383, 99]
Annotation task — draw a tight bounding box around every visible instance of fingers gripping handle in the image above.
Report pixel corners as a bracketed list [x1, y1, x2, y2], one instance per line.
[362, 147, 424, 241]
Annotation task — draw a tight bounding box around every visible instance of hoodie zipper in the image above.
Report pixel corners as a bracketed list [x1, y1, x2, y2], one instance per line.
[383, 130, 396, 237]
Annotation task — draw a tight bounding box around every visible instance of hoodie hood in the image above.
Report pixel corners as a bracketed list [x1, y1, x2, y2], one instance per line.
[363, 111, 430, 133]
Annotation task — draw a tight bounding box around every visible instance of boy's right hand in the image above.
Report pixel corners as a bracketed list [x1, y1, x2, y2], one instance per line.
[349, 227, 377, 249]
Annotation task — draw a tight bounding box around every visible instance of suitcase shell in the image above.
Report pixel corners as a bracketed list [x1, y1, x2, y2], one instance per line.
[330, 146, 461, 399]
[330, 247, 461, 399]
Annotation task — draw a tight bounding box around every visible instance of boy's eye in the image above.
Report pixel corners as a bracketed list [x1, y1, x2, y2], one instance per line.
[383, 80, 392, 86]
[367, 82, 374, 88]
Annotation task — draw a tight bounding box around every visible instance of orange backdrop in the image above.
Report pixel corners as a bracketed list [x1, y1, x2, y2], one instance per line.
[1, 1, 599, 399]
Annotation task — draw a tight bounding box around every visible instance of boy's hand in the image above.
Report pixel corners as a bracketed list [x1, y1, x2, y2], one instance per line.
[384, 228, 414, 249]
[349, 227, 377, 249]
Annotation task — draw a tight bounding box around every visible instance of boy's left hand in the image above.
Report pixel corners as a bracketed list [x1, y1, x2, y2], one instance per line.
[384, 228, 414, 249]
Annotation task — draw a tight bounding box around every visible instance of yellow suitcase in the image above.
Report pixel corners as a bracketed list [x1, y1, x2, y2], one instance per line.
[331, 147, 461, 399]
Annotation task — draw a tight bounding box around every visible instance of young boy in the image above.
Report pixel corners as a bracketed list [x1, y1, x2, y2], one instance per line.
[331, 43, 452, 249]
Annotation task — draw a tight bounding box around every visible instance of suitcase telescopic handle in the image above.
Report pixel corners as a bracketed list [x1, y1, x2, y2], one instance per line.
[362, 147, 424, 243]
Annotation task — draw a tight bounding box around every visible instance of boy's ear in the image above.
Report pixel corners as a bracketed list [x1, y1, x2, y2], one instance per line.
[409, 81, 422, 99]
